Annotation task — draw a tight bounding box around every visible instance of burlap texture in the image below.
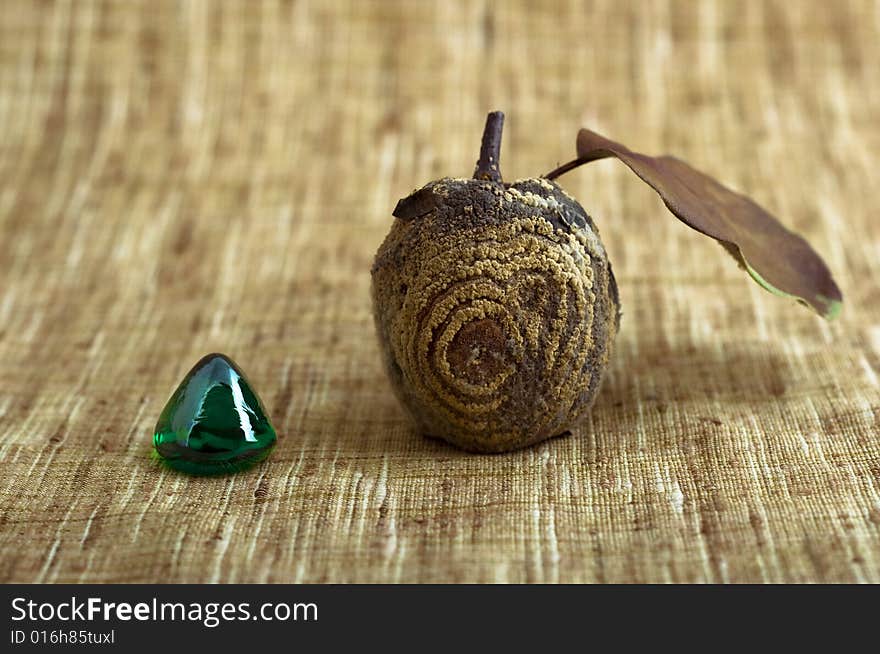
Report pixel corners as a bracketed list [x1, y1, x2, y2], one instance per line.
[1, 0, 878, 583]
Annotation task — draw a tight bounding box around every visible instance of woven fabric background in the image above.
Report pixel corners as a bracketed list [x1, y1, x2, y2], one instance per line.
[1, 0, 879, 583]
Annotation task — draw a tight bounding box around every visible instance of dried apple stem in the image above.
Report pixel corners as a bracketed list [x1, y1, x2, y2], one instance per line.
[474, 111, 505, 183]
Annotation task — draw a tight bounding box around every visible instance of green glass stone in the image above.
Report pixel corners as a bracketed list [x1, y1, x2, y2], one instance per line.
[153, 353, 277, 475]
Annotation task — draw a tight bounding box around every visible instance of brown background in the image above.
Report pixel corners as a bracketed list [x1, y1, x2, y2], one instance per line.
[1, 0, 879, 583]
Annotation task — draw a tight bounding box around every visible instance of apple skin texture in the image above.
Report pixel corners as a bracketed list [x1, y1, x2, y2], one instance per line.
[371, 177, 619, 453]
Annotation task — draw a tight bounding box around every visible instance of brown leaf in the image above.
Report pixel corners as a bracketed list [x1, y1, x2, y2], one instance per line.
[574, 129, 842, 319]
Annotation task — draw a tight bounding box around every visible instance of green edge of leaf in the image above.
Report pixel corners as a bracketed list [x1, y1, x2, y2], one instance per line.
[728, 245, 842, 320]
[817, 296, 843, 321]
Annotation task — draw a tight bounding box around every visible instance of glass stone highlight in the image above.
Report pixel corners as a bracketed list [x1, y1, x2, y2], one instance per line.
[153, 353, 277, 475]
